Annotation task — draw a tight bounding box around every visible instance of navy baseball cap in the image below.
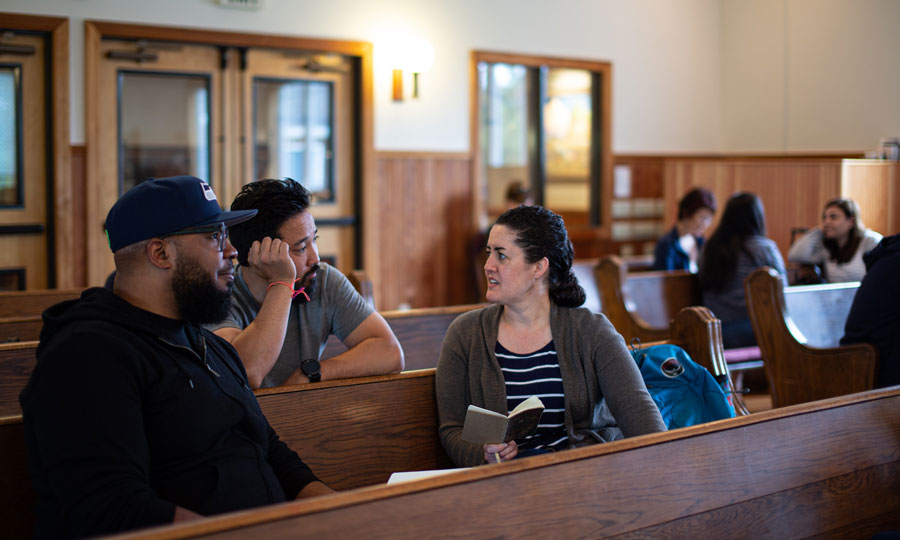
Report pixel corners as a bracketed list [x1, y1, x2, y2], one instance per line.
[105, 176, 258, 252]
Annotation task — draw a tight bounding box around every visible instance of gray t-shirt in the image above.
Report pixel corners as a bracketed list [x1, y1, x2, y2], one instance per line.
[208, 262, 373, 388]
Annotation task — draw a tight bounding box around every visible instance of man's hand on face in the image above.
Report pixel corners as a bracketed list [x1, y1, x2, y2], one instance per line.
[248, 237, 297, 283]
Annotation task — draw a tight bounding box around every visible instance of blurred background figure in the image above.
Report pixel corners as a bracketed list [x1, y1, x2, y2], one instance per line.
[653, 188, 717, 272]
[504, 181, 534, 211]
[699, 192, 786, 349]
[788, 197, 882, 283]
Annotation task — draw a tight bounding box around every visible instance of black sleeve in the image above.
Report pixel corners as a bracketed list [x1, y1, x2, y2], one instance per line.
[21, 334, 175, 536]
[266, 425, 321, 499]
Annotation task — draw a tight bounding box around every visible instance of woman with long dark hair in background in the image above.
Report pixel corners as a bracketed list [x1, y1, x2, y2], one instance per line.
[699, 192, 786, 348]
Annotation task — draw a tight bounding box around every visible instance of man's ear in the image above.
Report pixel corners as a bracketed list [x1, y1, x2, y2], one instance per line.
[146, 238, 175, 270]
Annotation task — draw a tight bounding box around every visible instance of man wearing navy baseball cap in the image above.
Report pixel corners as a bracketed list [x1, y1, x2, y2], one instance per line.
[20, 176, 333, 539]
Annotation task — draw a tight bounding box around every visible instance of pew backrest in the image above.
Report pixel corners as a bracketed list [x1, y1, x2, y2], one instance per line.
[256, 370, 452, 491]
[0, 341, 38, 416]
[596, 255, 700, 342]
[323, 303, 487, 371]
[782, 280, 859, 348]
[0, 289, 80, 343]
[113, 387, 900, 540]
[744, 267, 877, 407]
[571, 259, 601, 313]
[0, 289, 81, 318]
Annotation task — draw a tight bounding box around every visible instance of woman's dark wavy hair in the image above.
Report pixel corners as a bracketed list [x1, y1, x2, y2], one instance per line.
[494, 205, 585, 307]
[229, 178, 311, 267]
[698, 192, 766, 292]
[822, 197, 864, 264]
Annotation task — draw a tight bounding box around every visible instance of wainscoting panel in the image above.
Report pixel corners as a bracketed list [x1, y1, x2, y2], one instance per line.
[369, 153, 474, 310]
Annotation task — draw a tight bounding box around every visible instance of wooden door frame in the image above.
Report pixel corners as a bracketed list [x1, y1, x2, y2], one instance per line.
[0, 13, 71, 288]
[84, 20, 374, 286]
[469, 50, 612, 236]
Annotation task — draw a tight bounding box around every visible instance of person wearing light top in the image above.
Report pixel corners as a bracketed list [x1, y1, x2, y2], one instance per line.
[653, 188, 717, 272]
[788, 197, 882, 283]
[435, 206, 665, 468]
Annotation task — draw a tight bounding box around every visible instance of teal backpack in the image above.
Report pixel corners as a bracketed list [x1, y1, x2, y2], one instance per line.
[630, 343, 735, 429]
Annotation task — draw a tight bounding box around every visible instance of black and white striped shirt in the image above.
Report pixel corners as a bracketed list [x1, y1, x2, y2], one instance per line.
[495, 340, 568, 451]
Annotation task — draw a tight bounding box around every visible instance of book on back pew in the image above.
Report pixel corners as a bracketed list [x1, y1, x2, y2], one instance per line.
[461, 395, 544, 444]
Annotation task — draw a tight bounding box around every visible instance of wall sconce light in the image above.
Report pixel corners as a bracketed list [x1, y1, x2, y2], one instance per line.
[388, 36, 434, 102]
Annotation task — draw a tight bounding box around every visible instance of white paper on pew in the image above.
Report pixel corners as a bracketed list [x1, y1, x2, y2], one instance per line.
[387, 468, 469, 485]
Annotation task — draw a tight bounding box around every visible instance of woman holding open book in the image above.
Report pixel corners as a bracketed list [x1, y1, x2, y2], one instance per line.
[435, 206, 666, 467]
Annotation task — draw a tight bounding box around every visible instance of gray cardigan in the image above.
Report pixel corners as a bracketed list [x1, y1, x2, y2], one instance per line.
[435, 303, 666, 467]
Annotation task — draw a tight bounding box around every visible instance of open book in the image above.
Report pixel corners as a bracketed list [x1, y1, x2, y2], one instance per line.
[461, 395, 545, 444]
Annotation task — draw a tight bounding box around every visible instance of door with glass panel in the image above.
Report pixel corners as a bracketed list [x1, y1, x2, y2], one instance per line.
[475, 53, 610, 233]
[88, 39, 223, 286]
[0, 32, 49, 289]
[242, 49, 357, 272]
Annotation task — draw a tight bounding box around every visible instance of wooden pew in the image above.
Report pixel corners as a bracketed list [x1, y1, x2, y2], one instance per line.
[322, 303, 487, 371]
[596, 255, 699, 342]
[111, 387, 900, 540]
[0, 341, 38, 417]
[744, 267, 877, 408]
[0, 306, 743, 537]
[571, 259, 602, 313]
[0, 289, 81, 319]
[596, 255, 765, 378]
[0, 301, 487, 418]
[0, 289, 81, 343]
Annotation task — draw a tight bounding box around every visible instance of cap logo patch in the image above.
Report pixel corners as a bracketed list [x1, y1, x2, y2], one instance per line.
[200, 181, 217, 202]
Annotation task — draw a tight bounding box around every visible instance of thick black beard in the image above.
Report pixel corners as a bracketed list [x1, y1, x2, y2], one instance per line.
[172, 255, 233, 325]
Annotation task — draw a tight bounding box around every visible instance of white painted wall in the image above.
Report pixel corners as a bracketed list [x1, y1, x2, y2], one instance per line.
[721, 0, 900, 152]
[2, 0, 898, 152]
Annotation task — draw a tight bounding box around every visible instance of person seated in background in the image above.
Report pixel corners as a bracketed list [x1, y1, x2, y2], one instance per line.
[504, 180, 534, 210]
[653, 187, 717, 271]
[436, 205, 665, 467]
[20, 176, 332, 539]
[841, 233, 900, 388]
[788, 197, 882, 283]
[698, 192, 786, 349]
[208, 178, 403, 389]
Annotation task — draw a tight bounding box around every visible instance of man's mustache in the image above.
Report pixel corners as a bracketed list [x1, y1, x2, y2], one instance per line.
[299, 264, 320, 284]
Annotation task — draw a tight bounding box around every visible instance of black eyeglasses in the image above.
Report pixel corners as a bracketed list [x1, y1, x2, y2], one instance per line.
[163, 223, 229, 252]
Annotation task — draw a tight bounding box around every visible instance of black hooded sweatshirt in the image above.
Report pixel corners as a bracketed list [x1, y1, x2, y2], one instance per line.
[841, 234, 900, 388]
[20, 287, 318, 539]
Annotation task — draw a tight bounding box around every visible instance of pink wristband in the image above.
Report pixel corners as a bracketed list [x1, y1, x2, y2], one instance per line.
[266, 279, 311, 302]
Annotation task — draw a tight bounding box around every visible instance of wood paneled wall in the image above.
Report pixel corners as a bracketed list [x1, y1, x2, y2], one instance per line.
[841, 161, 900, 236]
[368, 152, 475, 310]
[663, 159, 845, 260]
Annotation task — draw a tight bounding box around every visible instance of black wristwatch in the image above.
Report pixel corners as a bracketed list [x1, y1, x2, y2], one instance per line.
[301, 359, 321, 383]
